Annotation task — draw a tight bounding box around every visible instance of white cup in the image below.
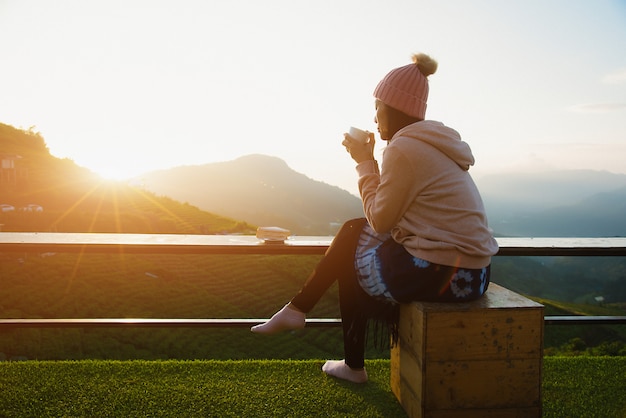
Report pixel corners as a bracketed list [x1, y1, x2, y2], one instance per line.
[348, 126, 370, 144]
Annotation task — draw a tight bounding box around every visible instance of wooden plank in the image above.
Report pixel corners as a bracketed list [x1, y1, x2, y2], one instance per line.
[424, 407, 541, 418]
[0, 233, 625, 256]
[417, 284, 544, 311]
[0, 233, 333, 255]
[425, 359, 542, 410]
[424, 309, 543, 361]
[393, 338, 424, 405]
[400, 284, 544, 361]
[493, 237, 626, 256]
[397, 303, 425, 359]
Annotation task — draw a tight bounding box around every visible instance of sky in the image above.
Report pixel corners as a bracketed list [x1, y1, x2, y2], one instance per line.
[1, 0, 625, 196]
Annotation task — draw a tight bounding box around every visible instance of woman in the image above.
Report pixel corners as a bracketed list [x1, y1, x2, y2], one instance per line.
[251, 53, 499, 384]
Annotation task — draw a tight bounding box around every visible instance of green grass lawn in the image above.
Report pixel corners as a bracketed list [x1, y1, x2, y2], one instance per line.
[0, 357, 624, 417]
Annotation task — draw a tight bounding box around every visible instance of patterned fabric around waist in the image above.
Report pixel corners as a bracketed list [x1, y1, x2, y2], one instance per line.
[355, 224, 490, 304]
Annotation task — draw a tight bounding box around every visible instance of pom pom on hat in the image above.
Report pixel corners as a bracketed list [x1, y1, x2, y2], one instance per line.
[373, 53, 438, 120]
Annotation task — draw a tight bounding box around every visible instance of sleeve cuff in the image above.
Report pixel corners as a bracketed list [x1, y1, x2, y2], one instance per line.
[356, 159, 379, 176]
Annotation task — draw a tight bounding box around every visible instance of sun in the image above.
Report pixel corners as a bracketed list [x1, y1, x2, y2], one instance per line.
[89, 163, 145, 182]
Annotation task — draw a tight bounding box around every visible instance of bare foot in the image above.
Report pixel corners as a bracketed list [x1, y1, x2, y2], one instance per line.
[250, 303, 305, 335]
[322, 360, 368, 383]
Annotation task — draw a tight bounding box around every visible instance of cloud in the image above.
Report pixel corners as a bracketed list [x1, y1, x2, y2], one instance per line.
[539, 142, 626, 175]
[478, 142, 626, 177]
[602, 68, 626, 84]
[568, 103, 626, 113]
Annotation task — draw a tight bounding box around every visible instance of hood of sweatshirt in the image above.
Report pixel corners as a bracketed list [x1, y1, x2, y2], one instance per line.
[394, 120, 475, 171]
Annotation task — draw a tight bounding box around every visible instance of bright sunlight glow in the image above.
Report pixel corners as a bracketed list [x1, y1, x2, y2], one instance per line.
[1, 0, 625, 195]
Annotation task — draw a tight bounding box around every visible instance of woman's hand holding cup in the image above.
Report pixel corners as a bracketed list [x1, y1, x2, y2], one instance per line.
[343, 126, 375, 163]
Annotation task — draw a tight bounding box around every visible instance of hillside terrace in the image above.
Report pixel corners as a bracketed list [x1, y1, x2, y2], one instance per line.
[0, 233, 625, 417]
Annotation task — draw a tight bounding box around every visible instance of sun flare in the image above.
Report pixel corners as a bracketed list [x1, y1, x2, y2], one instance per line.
[90, 164, 144, 182]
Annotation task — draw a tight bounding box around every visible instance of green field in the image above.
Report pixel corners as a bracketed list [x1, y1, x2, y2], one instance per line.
[0, 357, 624, 417]
[1, 251, 625, 360]
[0, 252, 383, 361]
[2, 123, 625, 360]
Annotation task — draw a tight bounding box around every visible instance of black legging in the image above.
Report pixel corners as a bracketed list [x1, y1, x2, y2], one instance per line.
[290, 218, 370, 369]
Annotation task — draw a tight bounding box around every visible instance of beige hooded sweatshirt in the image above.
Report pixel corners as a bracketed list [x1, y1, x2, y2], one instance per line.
[356, 120, 498, 269]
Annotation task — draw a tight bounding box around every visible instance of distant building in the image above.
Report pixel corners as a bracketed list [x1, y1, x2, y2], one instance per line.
[0, 153, 27, 187]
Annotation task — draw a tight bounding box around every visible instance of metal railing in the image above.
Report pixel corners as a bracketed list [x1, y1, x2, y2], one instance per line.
[1, 233, 625, 328]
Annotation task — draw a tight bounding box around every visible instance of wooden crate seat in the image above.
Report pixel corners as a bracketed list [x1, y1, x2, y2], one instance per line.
[390, 283, 544, 418]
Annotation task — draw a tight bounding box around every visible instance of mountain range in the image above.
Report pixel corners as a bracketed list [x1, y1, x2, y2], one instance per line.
[0, 123, 253, 234]
[478, 171, 626, 237]
[136, 154, 626, 237]
[134, 154, 364, 235]
[3, 120, 625, 238]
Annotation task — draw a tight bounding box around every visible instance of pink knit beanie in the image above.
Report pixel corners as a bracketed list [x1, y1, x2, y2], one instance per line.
[373, 53, 438, 120]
